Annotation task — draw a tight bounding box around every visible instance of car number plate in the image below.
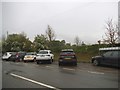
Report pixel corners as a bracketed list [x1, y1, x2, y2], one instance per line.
[65, 58, 71, 60]
[41, 55, 44, 57]
[27, 56, 30, 58]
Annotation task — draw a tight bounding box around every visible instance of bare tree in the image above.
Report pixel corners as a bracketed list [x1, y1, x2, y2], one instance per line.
[74, 36, 81, 46]
[103, 19, 119, 45]
[46, 25, 55, 42]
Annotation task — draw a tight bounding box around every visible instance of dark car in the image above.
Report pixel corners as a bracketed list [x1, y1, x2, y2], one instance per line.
[91, 47, 120, 67]
[59, 49, 77, 66]
[10, 51, 26, 62]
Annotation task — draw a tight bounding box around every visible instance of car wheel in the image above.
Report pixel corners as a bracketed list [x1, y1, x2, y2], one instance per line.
[49, 59, 52, 64]
[33, 58, 36, 62]
[52, 59, 53, 62]
[13, 60, 15, 62]
[7, 57, 10, 61]
[74, 62, 77, 66]
[93, 60, 99, 66]
[36, 61, 39, 64]
[59, 62, 62, 66]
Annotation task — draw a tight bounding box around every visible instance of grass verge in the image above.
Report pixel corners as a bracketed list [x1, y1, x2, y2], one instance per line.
[53, 53, 98, 63]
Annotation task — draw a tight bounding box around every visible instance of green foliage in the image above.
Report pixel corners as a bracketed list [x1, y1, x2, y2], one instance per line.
[48, 40, 65, 53]
[33, 34, 48, 52]
[2, 33, 34, 53]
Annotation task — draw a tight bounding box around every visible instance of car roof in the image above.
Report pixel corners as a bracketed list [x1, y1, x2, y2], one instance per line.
[39, 50, 51, 52]
[61, 49, 73, 52]
[18, 51, 26, 53]
[99, 47, 120, 51]
[26, 52, 36, 54]
[6, 52, 16, 54]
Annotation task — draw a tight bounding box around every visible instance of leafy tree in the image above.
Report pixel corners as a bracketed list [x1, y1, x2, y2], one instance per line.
[48, 40, 66, 52]
[74, 36, 81, 46]
[46, 25, 56, 42]
[2, 33, 33, 52]
[61, 40, 66, 45]
[33, 34, 48, 52]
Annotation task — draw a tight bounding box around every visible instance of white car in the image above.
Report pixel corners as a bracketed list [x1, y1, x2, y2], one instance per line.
[2, 52, 15, 61]
[23, 52, 36, 62]
[36, 50, 54, 64]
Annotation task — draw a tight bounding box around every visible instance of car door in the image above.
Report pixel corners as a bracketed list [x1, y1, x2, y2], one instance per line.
[111, 51, 120, 67]
[102, 51, 113, 65]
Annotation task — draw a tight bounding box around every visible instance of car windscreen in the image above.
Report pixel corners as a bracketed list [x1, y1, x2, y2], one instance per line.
[60, 51, 74, 55]
[26, 53, 36, 55]
[4, 52, 16, 55]
[38, 51, 48, 54]
[18, 52, 26, 55]
[60, 55, 75, 58]
[11, 52, 17, 55]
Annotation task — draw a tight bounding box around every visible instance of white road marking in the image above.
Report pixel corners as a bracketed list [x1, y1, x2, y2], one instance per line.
[15, 63, 20, 64]
[78, 69, 86, 72]
[62, 68, 75, 71]
[88, 71, 104, 74]
[10, 73, 60, 90]
[46, 66, 54, 68]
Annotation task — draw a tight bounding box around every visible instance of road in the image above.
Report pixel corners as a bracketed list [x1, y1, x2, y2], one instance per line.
[2, 60, 119, 89]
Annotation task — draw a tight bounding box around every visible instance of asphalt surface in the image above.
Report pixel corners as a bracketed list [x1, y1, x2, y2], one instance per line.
[2, 60, 119, 89]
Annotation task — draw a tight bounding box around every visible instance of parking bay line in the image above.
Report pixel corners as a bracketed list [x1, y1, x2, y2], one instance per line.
[62, 68, 75, 71]
[88, 71, 104, 75]
[10, 73, 61, 90]
[46, 66, 54, 68]
[76, 68, 105, 75]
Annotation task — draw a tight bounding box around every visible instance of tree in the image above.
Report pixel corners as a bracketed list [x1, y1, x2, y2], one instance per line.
[49, 40, 64, 52]
[46, 25, 56, 42]
[2, 33, 33, 52]
[61, 40, 66, 46]
[74, 36, 81, 46]
[103, 19, 119, 46]
[33, 34, 48, 52]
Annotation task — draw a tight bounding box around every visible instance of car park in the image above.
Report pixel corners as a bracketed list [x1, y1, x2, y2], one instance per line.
[59, 49, 77, 66]
[23, 52, 36, 62]
[35, 50, 54, 64]
[91, 47, 120, 67]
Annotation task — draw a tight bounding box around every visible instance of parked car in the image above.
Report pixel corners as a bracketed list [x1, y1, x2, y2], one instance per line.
[59, 49, 77, 66]
[91, 47, 120, 67]
[8, 51, 26, 62]
[35, 50, 54, 64]
[23, 52, 36, 62]
[2, 52, 16, 61]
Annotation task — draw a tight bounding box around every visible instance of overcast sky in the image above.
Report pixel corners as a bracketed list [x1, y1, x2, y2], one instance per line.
[2, 0, 118, 44]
